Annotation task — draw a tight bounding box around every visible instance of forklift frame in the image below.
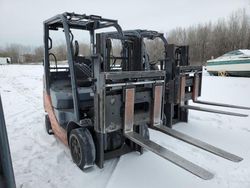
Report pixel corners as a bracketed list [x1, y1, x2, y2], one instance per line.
[43, 12, 168, 169]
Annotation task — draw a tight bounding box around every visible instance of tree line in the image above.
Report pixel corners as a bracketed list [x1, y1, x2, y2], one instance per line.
[0, 41, 90, 64]
[167, 9, 250, 65]
[0, 9, 249, 65]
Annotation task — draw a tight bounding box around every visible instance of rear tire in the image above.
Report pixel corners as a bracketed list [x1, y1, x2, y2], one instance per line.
[45, 114, 54, 135]
[69, 128, 96, 170]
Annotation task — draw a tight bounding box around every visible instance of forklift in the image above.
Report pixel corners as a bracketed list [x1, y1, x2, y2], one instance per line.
[0, 95, 16, 188]
[115, 29, 250, 126]
[93, 28, 249, 160]
[43, 13, 245, 180]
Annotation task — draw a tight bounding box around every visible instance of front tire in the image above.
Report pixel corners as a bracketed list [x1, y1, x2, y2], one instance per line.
[69, 128, 96, 170]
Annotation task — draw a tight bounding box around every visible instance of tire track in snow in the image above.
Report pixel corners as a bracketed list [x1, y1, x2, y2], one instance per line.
[103, 158, 120, 188]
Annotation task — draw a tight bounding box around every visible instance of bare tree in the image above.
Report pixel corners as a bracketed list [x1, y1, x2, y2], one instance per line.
[145, 38, 165, 63]
[167, 8, 250, 65]
[34, 46, 44, 62]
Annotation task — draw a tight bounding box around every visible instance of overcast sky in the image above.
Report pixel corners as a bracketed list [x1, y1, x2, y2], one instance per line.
[0, 0, 249, 47]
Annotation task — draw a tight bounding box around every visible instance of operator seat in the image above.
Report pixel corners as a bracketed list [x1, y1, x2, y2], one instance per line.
[49, 40, 94, 126]
[73, 40, 93, 87]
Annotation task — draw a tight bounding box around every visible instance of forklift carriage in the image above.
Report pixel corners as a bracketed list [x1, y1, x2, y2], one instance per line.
[43, 13, 247, 180]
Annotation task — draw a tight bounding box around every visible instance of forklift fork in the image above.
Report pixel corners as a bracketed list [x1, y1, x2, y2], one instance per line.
[179, 74, 249, 117]
[152, 83, 243, 162]
[192, 74, 250, 110]
[123, 87, 214, 180]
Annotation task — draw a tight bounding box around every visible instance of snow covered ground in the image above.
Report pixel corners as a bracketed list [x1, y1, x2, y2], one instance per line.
[0, 64, 250, 188]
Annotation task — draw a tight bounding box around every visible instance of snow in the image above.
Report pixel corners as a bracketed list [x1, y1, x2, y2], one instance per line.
[0, 65, 250, 188]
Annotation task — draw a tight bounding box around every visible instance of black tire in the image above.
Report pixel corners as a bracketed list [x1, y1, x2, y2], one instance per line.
[69, 128, 96, 170]
[45, 114, 54, 135]
[106, 130, 123, 151]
